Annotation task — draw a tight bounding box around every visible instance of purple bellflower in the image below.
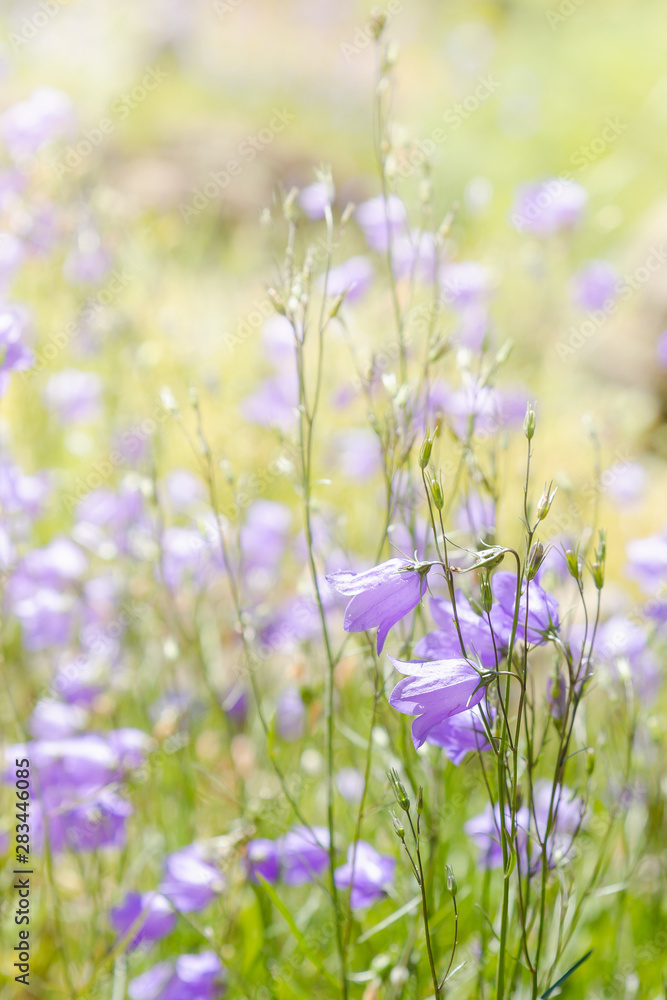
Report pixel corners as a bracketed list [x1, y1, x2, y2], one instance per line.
[388, 655, 485, 749]
[110, 891, 176, 950]
[246, 825, 330, 886]
[159, 843, 224, 913]
[326, 558, 429, 653]
[128, 951, 226, 1000]
[334, 841, 396, 908]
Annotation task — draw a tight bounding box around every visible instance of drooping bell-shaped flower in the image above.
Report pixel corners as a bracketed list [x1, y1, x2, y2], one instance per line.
[326, 558, 428, 653]
[388, 656, 485, 749]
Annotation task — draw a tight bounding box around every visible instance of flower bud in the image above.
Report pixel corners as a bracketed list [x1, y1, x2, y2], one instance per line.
[536, 483, 557, 521]
[430, 477, 444, 511]
[371, 11, 387, 38]
[267, 287, 286, 314]
[341, 202, 355, 227]
[160, 385, 178, 414]
[383, 40, 399, 70]
[480, 575, 493, 613]
[419, 431, 433, 470]
[445, 864, 457, 896]
[523, 403, 536, 440]
[526, 541, 545, 581]
[283, 186, 299, 221]
[388, 768, 410, 811]
[592, 530, 606, 589]
[416, 787, 423, 815]
[390, 809, 405, 840]
[565, 549, 580, 581]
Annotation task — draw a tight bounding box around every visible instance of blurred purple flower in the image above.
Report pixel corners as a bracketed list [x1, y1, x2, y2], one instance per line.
[0, 455, 50, 522]
[321, 255, 374, 304]
[389, 655, 485, 748]
[43, 368, 102, 423]
[21, 536, 88, 585]
[356, 194, 407, 252]
[453, 303, 490, 351]
[246, 838, 281, 883]
[0, 305, 34, 393]
[52, 652, 106, 706]
[241, 371, 299, 431]
[489, 572, 559, 647]
[465, 782, 583, 871]
[413, 590, 496, 667]
[656, 329, 667, 367]
[0, 88, 75, 159]
[0, 524, 15, 574]
[163, 469, 206, 511]
[29, 698, 88, 739]
[626, 533, 667, 593]
[326, 558, 428, 653]
[276, 686, 305, 741]
[456, 492, 496, 538]
[604, 460, 646, 507]
[511, 178, 587, 236]
[299, 180, 333, 220]
[63, 232, 111, 286]
[240, 500, 292, 580]
[260, 315, 294, 368]
[429, 377, 528, 439]
[160, 526, 211, 590]
[0, 232, 25, 290]
[49, 787, 132, 853]
[128, 951, 226, 1000]
[110, 891, 176, 951]
[0, 168, 25, 210]
[440, 261, 490, 308]
[108, 728, 153, 773]
[334, 841, 395, 908]
[331, 428, 382, 482]
[222, 685, 248, 726]
[159, 844, 224, 912]
[5, 735, 114, 803]
[426, 705, 492, 764]
[281, 826, 330, 884]
[247, 826, 330, 886]
[259, 594, 322, 655]
[336, 767, 365, 804]
[6, 540, 84, 650]
[392, 231, 438, 283]
[464, 801, 525, 869]
[75, 482, 147, 556]
[546, 673, 567, 720]
[570, 260, 618, 311]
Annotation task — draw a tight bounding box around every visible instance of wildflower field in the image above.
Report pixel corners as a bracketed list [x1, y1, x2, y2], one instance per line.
[1, 1, 667, 998]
